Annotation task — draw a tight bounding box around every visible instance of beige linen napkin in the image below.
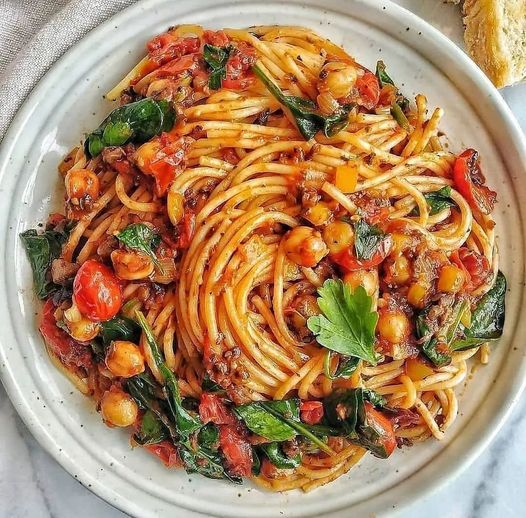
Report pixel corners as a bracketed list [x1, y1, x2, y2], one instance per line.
[0, 0, 136, 140]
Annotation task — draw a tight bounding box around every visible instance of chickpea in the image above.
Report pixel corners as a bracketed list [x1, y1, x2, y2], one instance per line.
[318, 62, 358, 99]
[343, 269, 378, 297]
[288, 294, 320, 335]
[100, 387, 138, 427]
[303, 202, 332, 226]
[377, 310, 410, 344]
[437, 265, 465, 294]
[105, 340, 145, 378]
[167, 190, 185, 226]
[407, 282, 428, 308]
[283, 226, 329, 268]
[63, 303, 100, 342]
[322, 221, 354, 255]
[111, 249, 154, 280]
[65, 168, 100, 210]
[386, 255, 412, 285]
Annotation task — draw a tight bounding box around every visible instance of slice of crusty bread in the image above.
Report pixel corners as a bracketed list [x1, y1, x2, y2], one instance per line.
[463, 0, 526, 88]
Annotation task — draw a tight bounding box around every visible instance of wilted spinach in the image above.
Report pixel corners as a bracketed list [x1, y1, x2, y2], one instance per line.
[323, 388, 391, 458]
[116, 223, 162, 269]
[203, 44, 232, 90]
[375, 60, 411, 130]
[260, 442, 301, 469]
[136, 311, 202, 438]
[100, 315, 140, 346]
[85, 98, 175, 157]
[20, 226, 71, 299]
[451, 271, 506, 351]
[253, 64, 353, 140]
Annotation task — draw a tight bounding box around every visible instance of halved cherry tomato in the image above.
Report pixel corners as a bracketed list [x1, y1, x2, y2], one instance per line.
[300, 400, 324, 425]
[364, 402, 396, 457]
[144, 440, 181, 467]
[450, 247, 490, 291]
[222, 77, 256, 90]
[453, 149, 497, 215]
[199, 393, 236, 425]
[138, 134, 189, 196]
[39, 299, 93, 370]
[154, 53, 201, 78]
[219, 425, 253, 477]
[73, 259, 122, 321]
[203, 30, 230, 47]
[333, 236, 392, 272]
[177, 211, 196, 248]
[355, 71, 380, 110]
[220, 43, 257, 91]
[147, 34, 200, 66]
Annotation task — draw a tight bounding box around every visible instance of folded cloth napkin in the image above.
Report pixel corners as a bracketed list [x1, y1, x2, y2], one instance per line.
[0, 0, 136, 140]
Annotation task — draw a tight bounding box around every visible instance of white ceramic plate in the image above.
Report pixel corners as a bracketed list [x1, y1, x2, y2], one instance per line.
[1, 0, 525, 516]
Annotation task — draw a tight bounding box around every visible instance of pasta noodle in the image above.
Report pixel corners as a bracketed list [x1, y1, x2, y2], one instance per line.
[20, 24, 505, 493]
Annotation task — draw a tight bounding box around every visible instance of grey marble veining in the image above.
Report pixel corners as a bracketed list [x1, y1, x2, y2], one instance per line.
[1, 1, 525, 517]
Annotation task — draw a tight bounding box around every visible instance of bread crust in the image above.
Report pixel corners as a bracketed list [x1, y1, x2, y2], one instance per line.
[463, 0, 526, 88]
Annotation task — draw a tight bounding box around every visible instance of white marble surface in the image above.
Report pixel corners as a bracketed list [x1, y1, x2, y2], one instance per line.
[1, 1, 525, 517]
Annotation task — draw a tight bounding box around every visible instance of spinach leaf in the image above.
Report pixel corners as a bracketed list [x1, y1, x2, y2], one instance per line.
[390, 102, 410, 132]
[411, 186, 457, 217]
[375, 60, 411, 131]
[116, 223, 162, 270]
[100, 315, 140, 346]
[136, 311, 202, 438]
[415, 309, 451, 367]
[85, 98, 176, 157]
[178, 443, 241, 483]
[203, 44, 232, 90]
[260, 442, 301, 469]
[126, 374, 179, 441]
[134, 409, 168, 445]
[451, 271, 506, 351]
[20, 227, 70, 299]
[307, 279, 378, 364]
[234, 399, 332, 455]
[234, 401, 298, 442]
[354, 219, 386, 261]
[323, 351, 360, 380]
[375, 60, 395, 87]
[198, 423, 220, 450]
[323, 388, 390, 458]
[252, 64, 353, 140]
[251, 447, 261, 475]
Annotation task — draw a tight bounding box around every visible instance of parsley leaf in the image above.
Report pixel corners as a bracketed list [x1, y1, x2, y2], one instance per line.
[354, 219, 386, 261]
[307, 279, 379, 364]
[203, 44, 232, 90]
[116, 223, 162, 270]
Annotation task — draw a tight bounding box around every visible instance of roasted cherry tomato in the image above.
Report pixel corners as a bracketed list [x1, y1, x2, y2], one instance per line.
[300, 400, 324, 425]
[364, 402, 396, 457]
[147, 34, 200, 66]
[333, 236, 392, 271]
[199, 393, 236, 425]
[203, 30, 230, 47]
[176, 211, 196, 248]
[355, 71, 380, 110]
[144, 440, 181, 467]
[219, 425, 254, 477]
[450, 247, 490, 291]
[73, 259, 122, 321]
[39, 299, 93, 370]
[453, 149, 497, 215]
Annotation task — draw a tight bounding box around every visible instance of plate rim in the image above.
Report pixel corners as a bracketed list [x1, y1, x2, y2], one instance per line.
[1, 0, 525, 516]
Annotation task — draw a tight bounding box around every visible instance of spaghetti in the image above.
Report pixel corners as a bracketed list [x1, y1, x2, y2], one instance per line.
[20, 25, 506, 492]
